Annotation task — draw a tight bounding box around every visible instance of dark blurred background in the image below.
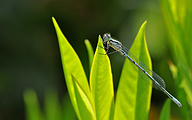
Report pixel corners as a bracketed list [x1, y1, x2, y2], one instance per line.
[0, 0, 181, 119]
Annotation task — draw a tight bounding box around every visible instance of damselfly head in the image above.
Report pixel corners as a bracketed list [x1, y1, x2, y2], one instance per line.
[103, 33, 112, 42]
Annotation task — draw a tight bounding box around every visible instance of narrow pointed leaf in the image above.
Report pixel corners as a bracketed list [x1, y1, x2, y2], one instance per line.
[84, 39, 94, 70]
[159, 99, 171, 120]
[114, 21, 152, 120]
[52, 17, 94, 119]
[23, 89, 44, 120]
[44, 90, 62, 120]
[71, 75, 96, 120]
[90, 36, 114, 120]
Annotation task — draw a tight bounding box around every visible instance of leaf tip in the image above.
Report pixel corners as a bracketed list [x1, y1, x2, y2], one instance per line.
[142, 20, 147, 28]
[98, 35, 102, 39]
[52, 17, 58, 28]
[84, 39, 89, 44]
[98, 35, 104, 47]
[52, 17, 56, 22]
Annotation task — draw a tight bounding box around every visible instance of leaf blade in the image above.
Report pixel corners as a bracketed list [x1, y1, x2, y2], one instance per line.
[84, 39, 94, 70]
[23, 89, 44, 120]
[44, 90, 62, 120]
[71, 75, 96, 120]
[159, 99, 171, 120]
[52, 17, 95, 119]
[90, 35, 114, 120]
[114, 21, 152, 120]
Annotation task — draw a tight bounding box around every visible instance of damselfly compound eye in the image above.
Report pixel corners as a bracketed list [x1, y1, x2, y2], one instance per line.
[103, 33, 111, 42]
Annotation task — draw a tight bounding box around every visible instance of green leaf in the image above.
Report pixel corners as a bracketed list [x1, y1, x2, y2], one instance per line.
[114, 21, 152, 120]
[176, 60, 192, 120]
[160, 0, 188, 65]
[62, 95, 77, 120]
[168, 59, 192, 107]
[181, 80, 192, 107]
[71, 75, 96, 120]
[160, 0, 192, 119]
[159, 99, 171, 120]
[90, 35, 114, 120]
[84, 39, 94, 70]
[23, 89, 44, 120]
[52, 17, 95, 119]
[44, 90, 62, 120]
[167, 59, 178, 79]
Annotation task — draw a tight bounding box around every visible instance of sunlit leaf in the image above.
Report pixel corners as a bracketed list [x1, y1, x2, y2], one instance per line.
[90, 36, 114, 120]
[52, 17, 95, 119]
[114, 21, 152, 120]
[71, 75, 96, 120]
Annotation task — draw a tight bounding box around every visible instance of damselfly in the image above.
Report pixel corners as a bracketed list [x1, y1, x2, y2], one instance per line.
[102, 33, 182, 107]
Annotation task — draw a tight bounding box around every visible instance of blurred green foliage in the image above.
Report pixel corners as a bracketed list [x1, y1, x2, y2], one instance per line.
[160, 0, 192, 119]
[24, 89, 76, 120]
[159, 99, 171, 120]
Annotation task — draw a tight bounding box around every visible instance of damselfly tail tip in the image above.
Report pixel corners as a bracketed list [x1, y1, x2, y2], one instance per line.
[173, 97, 182, 107]
[178, 102, 182, 107]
